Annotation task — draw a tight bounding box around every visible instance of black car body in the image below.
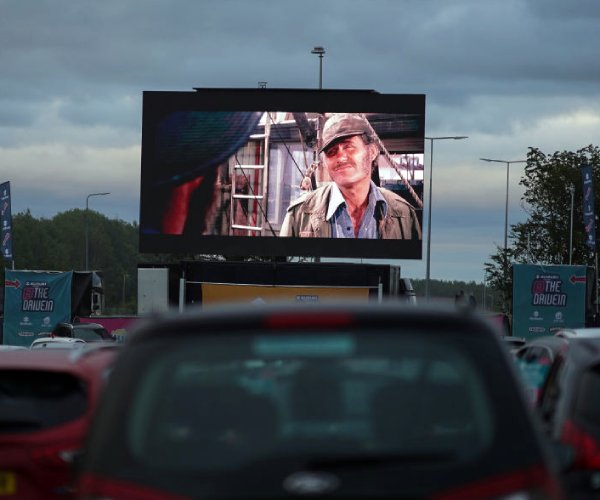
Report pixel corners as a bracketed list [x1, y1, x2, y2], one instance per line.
[76, 302, 563, 499]
[52, 322, 115, 342]
[537, 336, 600, 496]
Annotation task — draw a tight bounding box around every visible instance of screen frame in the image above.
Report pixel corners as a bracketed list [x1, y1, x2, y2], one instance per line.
[139, 88, 425, 259]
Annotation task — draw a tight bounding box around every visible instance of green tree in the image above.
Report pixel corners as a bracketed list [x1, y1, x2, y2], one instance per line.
[484, 246, 516, 315]
[485, 145, 600, 314]
[5, 209, 141, 314]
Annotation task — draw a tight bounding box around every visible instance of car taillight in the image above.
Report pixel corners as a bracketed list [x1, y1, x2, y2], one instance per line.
[561, 419, 600, 469]
[433, 464, 563, 500]
[31, 443, 79, 466]
[78, 473, 188, 500]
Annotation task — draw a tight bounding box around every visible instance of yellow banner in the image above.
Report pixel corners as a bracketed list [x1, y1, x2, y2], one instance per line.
[201, 283, 371, 306]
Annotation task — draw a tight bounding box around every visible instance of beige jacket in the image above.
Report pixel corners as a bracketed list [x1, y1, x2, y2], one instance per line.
[280, 183, 422, 239]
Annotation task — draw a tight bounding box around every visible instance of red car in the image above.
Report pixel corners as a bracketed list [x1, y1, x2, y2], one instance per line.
[0, 345, 119, 499]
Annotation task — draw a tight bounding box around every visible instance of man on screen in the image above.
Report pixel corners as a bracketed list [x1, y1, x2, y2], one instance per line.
[280, 113, 422, 239]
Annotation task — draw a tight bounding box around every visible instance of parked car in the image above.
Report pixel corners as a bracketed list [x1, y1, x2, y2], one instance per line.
[554, 327, 600, 339]
[76, 301, 564, 499]
[0, 345, 120, 499]
[514, 335, 569, 406]
[502, 335, 527, 355]
[52, 321, 116, 343]
[536, 336, 600, 497]
[30, 337, 87, 349]
[0, 346, 28, 352]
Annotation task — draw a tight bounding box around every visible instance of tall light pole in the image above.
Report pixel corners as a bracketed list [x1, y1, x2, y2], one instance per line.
[480, 158, 527, 251]
[424, 136, 468, 300]
[85, 192, 110, 270]
[311, 46, 325, 89]
[569, 184, 575, 265]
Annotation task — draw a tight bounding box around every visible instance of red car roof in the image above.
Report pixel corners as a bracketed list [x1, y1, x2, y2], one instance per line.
[0, 346, 118, 376]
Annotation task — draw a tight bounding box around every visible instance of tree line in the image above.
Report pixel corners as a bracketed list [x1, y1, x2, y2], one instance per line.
[3, 209, 141, 314]
[410, 279, 503, 311]
[2, 208, 503, 315]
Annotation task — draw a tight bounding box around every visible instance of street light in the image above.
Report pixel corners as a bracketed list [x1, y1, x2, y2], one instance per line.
[85, 192, 110, 270]
[311, 46, 325, 89]
[479, 158, 527, 251]
[424, 136, 468, 300]
[569, 184, 575, 265]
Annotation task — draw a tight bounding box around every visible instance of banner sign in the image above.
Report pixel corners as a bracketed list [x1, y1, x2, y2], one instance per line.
[3, 270, 72, 346]
[200, 283, 371, 306]
[512, 264, 587, 340]
[581, 164, 596, 249]
[0, 181, 13, 260]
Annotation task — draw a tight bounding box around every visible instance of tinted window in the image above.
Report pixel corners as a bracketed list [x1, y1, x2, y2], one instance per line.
[73, 326, 109, 341]
[126, 332, 494, 472]
[0, 370, 87, 433]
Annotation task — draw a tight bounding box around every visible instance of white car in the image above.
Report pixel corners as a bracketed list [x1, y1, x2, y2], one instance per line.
[554, 327, 600, 339]
[0, 345, 28, 351]
[30, 337, 87, 349]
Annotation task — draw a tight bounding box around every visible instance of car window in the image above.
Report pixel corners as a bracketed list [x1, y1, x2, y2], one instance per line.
[515, 346, 554, 405]
[0, 370, 87, 433]
[73, 326, 109, 341]
[125, 332, 495, 472]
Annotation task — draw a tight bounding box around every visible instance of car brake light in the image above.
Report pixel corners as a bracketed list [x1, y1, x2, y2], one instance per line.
[561, 419, 600, 469]
[433, 464, 563, 500]
[264, 313, 352, 329]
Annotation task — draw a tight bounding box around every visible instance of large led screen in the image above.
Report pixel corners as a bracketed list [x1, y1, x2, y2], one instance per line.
[139, 88, 425, 259]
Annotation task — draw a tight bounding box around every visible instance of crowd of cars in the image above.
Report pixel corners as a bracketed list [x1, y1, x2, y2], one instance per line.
[2, 302, 600, 498]
[75, 302, 564, 499]
[513, 326, 600, 498]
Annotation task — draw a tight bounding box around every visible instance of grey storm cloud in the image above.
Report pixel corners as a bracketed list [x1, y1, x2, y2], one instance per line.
[1, 0, 599, 281]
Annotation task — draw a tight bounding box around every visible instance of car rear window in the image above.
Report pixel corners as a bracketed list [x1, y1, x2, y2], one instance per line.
[126, 331, 495, 471]
[73, 326, 109, 341]
[0, 370, 87, 433]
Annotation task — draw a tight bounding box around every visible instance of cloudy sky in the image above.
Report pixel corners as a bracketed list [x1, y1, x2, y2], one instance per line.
[2, 0, 600, 283]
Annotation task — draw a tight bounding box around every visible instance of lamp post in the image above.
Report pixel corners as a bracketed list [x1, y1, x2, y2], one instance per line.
[479, 158, 527, 251]
[483, 270, 487, 311]
[424, 136, 468, 300]
[569, 184, 575, 265]
[85, 192, 110, 270]
[122, 272, 129, 307]
[311, 46, 325, 89]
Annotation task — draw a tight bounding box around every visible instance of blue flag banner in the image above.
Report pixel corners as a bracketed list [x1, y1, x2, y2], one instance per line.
[3, 270, 72, 346]
[0, 181, 13, 260]
[581, 164, 596, 249]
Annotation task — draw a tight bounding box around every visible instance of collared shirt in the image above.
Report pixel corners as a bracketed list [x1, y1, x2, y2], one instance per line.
[326, 181, 388, 238]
